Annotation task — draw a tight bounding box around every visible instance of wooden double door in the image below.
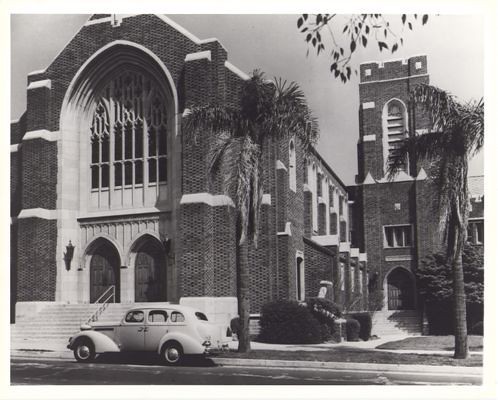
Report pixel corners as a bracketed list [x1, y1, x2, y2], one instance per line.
[387, 268, 414, 310]
[134, 241, 167, 302]
[90, 243, 120, 303]
[90, 239, 166, 303]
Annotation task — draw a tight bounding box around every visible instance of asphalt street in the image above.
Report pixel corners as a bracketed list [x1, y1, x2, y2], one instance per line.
[10, 356, 481, 385]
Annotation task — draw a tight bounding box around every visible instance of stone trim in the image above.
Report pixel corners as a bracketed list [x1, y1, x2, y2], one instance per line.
[276, 160, 287, 171]
[77, 207, 166, 221]
[155, 15, 227, 52]
[360, 74, 429, 85]
[185, 50, 212, 62]
[18, 208, 57, 220]
[261, 194, 271, 205]
[10, 144, 20, 152]
[23, 130, 59, 142]
[311, 234, 339, 247]
[225, 61, 250, 81]
[350, 248, 360, 258]
[277, 222, 292, 236]
[28, 69, 47, 76]
[359, 253, 367, 262]
[27, 79, 51, 90]
[180, 193, 235, 207]
[362, 102, 375, 110]
[303, 237, 336, 257]
[339, 242, 350, 252]
[363, 134, 376, 142]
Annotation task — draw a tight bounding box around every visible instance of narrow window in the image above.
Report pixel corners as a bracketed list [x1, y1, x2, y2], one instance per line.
[296, 256, 305, 301]
[383, 100, 408, 173]
[289, 139, 296, 192]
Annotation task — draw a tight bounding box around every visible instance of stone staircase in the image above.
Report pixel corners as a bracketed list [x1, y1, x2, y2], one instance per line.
[11, 302, 170, 350]
[370, 310, 422, 337]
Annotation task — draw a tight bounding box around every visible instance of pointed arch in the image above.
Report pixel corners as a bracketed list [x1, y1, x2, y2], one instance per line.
[382, 98, 409, 175]
[128, 233, 167, 302]
[83, 236, 122, 303]
[383, 266, 416, 310]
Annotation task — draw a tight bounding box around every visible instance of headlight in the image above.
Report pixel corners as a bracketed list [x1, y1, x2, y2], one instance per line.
[202, 340, 211, 347]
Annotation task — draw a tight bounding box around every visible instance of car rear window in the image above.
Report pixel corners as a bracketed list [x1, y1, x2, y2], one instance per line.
[170, 311, 185, 323]
[195, 312, 208, 321]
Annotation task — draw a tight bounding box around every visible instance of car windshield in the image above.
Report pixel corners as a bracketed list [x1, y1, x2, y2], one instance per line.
[195, 312, 208, 321]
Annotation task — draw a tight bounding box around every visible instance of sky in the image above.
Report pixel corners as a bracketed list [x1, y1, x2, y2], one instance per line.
[11, 13, 484, 184]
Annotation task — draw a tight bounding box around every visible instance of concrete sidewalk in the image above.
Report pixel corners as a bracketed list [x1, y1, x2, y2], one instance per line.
[11, 334, 482, 377]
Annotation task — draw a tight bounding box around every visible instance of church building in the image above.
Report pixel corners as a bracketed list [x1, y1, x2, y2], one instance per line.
[10, 14, 367, 325]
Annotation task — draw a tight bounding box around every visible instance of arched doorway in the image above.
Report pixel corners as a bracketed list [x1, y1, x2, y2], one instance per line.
[134, 239, 166, 302]
[90, 241, 121, 303]
[386, 268, 414, 310]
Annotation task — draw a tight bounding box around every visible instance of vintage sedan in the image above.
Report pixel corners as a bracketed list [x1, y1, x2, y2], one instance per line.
[67, 305, 231, 365]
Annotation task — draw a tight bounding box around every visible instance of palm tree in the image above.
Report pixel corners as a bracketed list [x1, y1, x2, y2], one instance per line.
[388, 84, 484, 359]
[183, 71, 318, 352]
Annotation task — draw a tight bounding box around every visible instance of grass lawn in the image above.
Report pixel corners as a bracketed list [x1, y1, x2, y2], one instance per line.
[376, 335, 483, 351]
[212, 347, 482, 367]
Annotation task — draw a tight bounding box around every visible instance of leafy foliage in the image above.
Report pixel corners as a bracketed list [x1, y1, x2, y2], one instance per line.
[183, 71, 318, 353]
[418, 244, 483, 335]
[297, 14, 430, 82]
[417, 244, 484, 305]
[258, 300, 324, 344]
[346, 318, 361, 341]
[387, 84, 483, 357]
[348, 312, 373, 341]
[184, 70, 318, 247]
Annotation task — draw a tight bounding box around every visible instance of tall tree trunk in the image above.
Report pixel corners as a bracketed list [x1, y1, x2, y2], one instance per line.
[236, 227, 251, 352]
[452, 251, 468, 359]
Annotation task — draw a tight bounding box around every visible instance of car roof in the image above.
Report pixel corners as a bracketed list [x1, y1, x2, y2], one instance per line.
[124, 305, 204, 314]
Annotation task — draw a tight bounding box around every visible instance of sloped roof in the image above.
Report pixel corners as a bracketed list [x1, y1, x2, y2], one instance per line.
[468, 175, 484, 197]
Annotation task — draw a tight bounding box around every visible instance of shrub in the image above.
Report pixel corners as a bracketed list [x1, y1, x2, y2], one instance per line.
[306, 297, 343, 342]
[306, 297, 343, 320]
[470, 321, 483, 335]
[258, 300, 323, 344]
[348, 312, 372, 341]
[346, 318, 360, 341]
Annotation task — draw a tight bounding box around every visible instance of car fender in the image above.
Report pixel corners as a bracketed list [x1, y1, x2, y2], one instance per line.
[157, 332, 204, 355]
[69, 331, 120, 354]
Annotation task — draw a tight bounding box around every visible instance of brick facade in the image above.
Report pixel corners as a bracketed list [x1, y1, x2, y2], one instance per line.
[11, 14, 366, 323]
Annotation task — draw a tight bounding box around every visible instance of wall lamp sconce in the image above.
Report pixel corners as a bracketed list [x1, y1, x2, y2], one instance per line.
[64, 240, 75, 271]
[162, 236, 171, 253]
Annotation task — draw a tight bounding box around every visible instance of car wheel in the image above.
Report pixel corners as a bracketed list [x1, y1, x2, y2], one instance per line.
[73, 339, 96, 363]
[161, 342, 183, 365]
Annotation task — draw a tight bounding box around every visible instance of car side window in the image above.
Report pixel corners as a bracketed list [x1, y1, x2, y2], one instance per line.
[170, 311, 185, 323]
[125, 310, 144, 323]
[148, 310, 168, 323]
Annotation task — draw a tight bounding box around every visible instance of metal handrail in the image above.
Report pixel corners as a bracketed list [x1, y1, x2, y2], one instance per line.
[84, 285, 115, 325]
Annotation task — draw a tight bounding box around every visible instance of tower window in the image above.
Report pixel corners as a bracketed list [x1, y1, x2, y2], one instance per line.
[383, 99, 408, 173]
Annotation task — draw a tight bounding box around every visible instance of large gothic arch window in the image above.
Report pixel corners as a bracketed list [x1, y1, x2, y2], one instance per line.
[383, 99, 408, 174]
[89, 69, 169, 209]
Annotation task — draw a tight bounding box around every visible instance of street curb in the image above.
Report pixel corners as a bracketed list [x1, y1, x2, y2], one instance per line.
[11, 350, 483, 376]
[212, 357, 483, 376]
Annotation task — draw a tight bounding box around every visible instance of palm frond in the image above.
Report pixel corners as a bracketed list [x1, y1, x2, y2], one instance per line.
[183, 105, 243, 144]
[460, 98, 484, 155]
[387, 131, 450, 179]
[410, 84, 460, 133]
